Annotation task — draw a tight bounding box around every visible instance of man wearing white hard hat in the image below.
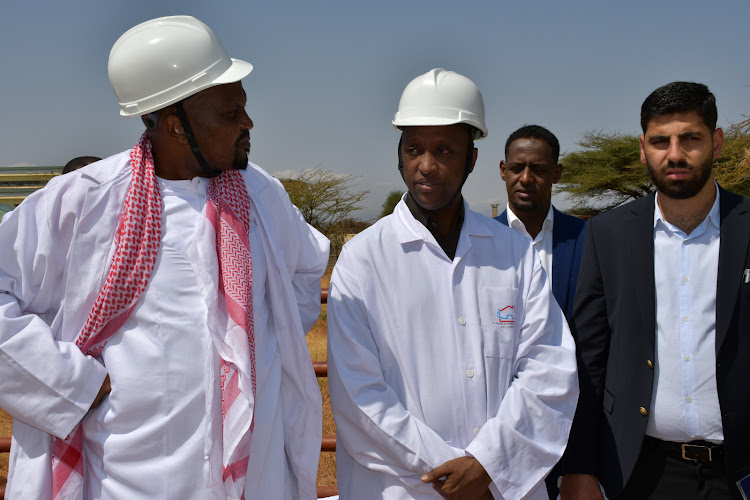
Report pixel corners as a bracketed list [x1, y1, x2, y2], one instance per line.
[0, 16, 328, 500]
[327, 68, 579, 499]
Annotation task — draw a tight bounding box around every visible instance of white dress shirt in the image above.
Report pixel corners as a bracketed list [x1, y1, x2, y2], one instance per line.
[328, 198, 578, 499]
[506, 203, 554, 284]
[646, 184, 724, 443]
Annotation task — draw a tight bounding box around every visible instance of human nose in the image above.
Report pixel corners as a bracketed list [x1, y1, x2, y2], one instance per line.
[241, 108, 253, 131]
[418, 152, 438, 174]
[519, 166, 532, 184]
[666, 137, 683, 164]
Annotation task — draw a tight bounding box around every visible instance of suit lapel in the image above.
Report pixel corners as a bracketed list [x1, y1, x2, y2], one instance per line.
[716, 188, 750, 354]
[626, 195, 657, 350]
[552, 209, 573, 310]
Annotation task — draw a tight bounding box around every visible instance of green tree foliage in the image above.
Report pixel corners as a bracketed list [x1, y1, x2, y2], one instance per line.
[379, 190, 403, 218]
[557, 132, 649, 215]
[558, 120, 750, 215]
[715, 117, 750, 197]
[278, 168, 370, 256]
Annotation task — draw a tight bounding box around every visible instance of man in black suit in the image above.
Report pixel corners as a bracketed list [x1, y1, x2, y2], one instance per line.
[560, 82, 750, 499]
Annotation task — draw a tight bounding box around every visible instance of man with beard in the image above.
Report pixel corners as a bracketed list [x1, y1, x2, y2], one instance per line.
[328, 68, 578, 499]
[0, 16, 328, 499]
[559, 81, 750, 499]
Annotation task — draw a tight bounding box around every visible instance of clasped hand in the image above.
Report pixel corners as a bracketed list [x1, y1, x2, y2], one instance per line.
[421, 456, 493, 499]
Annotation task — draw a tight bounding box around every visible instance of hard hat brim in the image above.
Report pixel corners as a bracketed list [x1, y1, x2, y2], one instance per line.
[119, 58, 254, 117]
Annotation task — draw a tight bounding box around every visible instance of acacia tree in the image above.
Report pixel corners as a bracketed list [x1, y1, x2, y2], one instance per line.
[379, 190, 403, 218]
[278, 168, 370, 255]
[556, 132, 649, 215]
[557, 121, 750, 215]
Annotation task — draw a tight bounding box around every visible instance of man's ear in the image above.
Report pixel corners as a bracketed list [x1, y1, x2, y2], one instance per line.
[712, 127, 724, 160]
[499, 160, 506, 181]
[552, 163, 563, 184]
[469, 147, 478, 174]
[639, 135, 647, 165]
[163, 114, 188, 144]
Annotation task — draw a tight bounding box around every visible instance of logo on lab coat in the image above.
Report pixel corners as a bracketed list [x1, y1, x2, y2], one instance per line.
[495, 305, 515, 327]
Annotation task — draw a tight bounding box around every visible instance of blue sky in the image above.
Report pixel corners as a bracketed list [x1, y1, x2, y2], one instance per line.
[1, 0, 748, 220]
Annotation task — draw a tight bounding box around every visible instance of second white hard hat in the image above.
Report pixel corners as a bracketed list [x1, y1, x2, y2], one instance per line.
[392, 68, 487, 140]
[108, 15, 253, 117]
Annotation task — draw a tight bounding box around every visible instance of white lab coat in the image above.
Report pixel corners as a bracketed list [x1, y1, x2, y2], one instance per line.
[0, 151, 329, 499]
[328, 198, 578, 499]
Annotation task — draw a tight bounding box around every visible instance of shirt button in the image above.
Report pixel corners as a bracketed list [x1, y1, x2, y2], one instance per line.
[683, 315, 689, 322]
[686, 396, 693, 403]
[204, 455, 209, 461]
[459, 317, 466, 325]
[640, 407, 648, 416]
[473, 427, 480, 435]
[466, 369, 474, 378]
[683, 276, 689, 282]
[684, 355, 691, 361]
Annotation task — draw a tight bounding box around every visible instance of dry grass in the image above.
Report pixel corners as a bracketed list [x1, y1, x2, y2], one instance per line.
[0, 269, 337, 490]
[0, 409, 9, 488]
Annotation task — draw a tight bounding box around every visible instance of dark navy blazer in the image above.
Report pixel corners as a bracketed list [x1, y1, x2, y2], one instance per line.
[495, 208, 586, 319]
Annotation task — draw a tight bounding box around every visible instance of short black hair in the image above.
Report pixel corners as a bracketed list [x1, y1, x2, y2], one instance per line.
[504, 125, 560, 163]
[640, 82, 717, 133]
[63, 156, 102, 174]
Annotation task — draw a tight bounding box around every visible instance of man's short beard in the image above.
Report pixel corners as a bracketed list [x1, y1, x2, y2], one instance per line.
[647, 156, 713, 200]
[510, 199, 538, 212]
[233, 152, 249, 170]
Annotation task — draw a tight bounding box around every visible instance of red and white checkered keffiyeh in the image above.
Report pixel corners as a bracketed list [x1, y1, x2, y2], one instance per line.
[51, 133, 256, 499]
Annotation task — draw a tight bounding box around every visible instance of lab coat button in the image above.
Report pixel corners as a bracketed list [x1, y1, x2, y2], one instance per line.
[459, 317, 466, 325]
[639, 407, 648, 416]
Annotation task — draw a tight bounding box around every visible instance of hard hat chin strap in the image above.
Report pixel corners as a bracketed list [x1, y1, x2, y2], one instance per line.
[173, 101, 222, 178]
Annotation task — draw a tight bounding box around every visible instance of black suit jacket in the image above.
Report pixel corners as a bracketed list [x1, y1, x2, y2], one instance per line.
[562, 188, 750, 498]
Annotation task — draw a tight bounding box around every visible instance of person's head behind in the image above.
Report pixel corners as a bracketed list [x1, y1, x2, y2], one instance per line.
[108, 16, 254, 180]
[62, 156, 102, 174]
[504, 125, 560, 164]
[392, 69, 486, 215]
[500, 125, 562, 216]
[638, 82, 723, 200]
[640, 82, 717, 134]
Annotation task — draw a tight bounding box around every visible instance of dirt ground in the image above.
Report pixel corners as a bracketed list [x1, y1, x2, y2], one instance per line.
[0, 274, 337, 491]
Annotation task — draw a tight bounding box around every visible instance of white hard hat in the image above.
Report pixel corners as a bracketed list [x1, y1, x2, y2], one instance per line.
[392, 68, 487, 140]
[108, 15, 253, 117]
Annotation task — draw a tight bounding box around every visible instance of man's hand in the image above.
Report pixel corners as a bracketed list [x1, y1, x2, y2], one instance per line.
[421, 456, 492, 499]
[89, 374, 111, 411]
[559, 474, 604, 500]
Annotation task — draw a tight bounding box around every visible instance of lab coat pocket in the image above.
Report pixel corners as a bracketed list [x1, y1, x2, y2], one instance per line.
[479, 287, 518, 408]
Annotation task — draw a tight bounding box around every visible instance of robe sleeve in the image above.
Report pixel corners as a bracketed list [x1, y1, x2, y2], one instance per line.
[465, 248, 579, 499]
[0, 189, 108, 439]
[288, 203, 329, 334]
[327, 246, 465, 495]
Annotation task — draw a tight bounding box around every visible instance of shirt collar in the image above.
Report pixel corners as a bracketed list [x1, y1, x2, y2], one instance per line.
[506, 203, 554, 238]
[653, 182, 721, 233]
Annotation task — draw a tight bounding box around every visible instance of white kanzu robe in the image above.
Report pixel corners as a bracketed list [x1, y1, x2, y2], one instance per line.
[328, 198, 579, 499]
[0, 151, 329, 499]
